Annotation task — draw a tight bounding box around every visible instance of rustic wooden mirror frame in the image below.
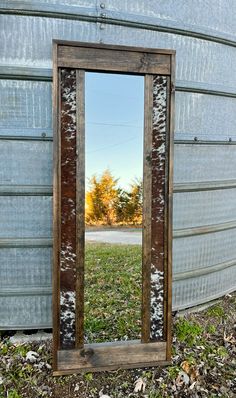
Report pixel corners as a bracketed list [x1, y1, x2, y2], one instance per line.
[52, 40, 175, 375]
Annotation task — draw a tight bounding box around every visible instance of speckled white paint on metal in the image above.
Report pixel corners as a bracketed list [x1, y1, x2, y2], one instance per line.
[60, 245, 76, 270]
[59, 69, 77, 347]
[150, 75, 167, 340]
[59, 290, 76, 343]
[150, 269, 164, 338]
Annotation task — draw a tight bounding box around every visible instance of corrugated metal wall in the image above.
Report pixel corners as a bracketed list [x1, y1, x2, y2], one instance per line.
[1, 0, 236, 329]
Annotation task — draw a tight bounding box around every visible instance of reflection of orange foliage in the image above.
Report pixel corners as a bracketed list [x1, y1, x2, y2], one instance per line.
[86, 170, 118, 225]
[85, 170, 142, 226]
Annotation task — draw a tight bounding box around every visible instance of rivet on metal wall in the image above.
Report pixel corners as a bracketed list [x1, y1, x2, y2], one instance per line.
[101, 13, 106, 18]
[100, 24, 105, 30]
[42, 132, 46, 138]
[100, 3, 105, 9]
[194, 137, 198, 142]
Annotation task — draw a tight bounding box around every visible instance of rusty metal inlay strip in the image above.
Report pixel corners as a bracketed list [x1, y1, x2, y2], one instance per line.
[60, 68, 77, 349]
[150, 75, 167, 341]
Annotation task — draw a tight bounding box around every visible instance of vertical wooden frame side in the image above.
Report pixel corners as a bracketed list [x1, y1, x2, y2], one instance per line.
[163, 76, 170, 342]
[75, 70, 85, 348]
[142, 67, 174, 353]
[141, 74, 153, 343]
[52, 42, 60, 369]
[166, 54, 175, 360]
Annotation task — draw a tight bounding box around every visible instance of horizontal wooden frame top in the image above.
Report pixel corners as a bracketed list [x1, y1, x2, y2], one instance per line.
[55, 340, 168, 375]
[54, 40, 174, 74]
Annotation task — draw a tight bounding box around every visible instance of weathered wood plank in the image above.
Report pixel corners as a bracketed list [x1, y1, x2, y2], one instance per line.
[163, 76, 171, 342]
[57, 341, 166, 371]
[52, 43, 60, 370]
[166, 55, 175, 360]
[54, 359, 171, 375]
[55, 40, 176, 55]
[75, 69, 85, 348]
[58, 46, 171, 75]
[141, 75, 153, 343]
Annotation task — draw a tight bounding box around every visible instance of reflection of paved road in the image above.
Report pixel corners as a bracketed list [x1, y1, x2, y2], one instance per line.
[85, 229, 142, 245]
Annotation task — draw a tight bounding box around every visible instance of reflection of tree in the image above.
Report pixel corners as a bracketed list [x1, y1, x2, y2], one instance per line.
[85, 170, 142, 225]
[86, 169, 118, 225]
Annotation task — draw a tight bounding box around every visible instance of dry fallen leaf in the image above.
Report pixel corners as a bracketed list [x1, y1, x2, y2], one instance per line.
[176, 371, 190, 386]
[74, 383, 80, 392]
[181, 360, 199, 383]
[26, 351, 39, 363]
[181, 360, 191, 374]
[99, 391, 111, 398]
[134, 377, 146, 392]
[99, 395, 111, 398]
[190, 381, 197, 390]
[224, 331, 235, 344]
[190, 367, 199, 383]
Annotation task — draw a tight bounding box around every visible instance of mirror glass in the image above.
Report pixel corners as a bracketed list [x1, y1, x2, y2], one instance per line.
[85, 72, 144, 343]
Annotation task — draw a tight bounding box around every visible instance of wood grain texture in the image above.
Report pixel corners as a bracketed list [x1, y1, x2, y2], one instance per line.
[54, 40, 176, 55]
[166, 54, 175, 360]
[163, 76, 171, 342]
[52, 43, 59, 370]
[58, 46, 171, 75]
[141, 75, 153, 343]
[75, 70, 85, 348]
[54, 360, 171, 375]
[57, 340, 166, 372]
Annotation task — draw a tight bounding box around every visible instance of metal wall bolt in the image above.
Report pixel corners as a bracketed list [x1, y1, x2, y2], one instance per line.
[100, 3, 105, 8]
[100, 23, 105, 30]
[101, 12, 106, 18]
[42, 132, 46, 138]
[194, 136, 198, 142]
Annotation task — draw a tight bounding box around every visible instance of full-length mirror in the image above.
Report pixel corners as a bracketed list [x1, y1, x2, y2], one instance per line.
[53, 41, 174, 374]
[84, 72, 144, 343]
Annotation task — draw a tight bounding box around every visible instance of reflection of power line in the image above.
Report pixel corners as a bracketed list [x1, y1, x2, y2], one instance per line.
[86, 135, 140, 154]
[87, 121, 142, 128]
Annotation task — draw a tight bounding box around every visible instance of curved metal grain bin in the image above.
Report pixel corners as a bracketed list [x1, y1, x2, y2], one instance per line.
[1, 1, 236, 329]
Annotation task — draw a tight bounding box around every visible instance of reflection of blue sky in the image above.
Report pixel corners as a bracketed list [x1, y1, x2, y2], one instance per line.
[85, 72, 144, 190]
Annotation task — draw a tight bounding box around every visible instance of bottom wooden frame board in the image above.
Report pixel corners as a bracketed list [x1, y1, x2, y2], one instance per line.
[53, 340, 170, 375]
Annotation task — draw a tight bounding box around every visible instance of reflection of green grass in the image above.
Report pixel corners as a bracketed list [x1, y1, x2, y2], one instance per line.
[84, 243, 142, 343]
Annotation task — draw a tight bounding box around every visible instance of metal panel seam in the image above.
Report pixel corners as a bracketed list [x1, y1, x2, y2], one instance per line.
[2, 68, 236, 99]
[173, 258, 236, 281]
[1, 7, 236, 49]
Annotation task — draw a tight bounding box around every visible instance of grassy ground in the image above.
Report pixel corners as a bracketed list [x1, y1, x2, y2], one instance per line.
[85, 243, 142, 343]
[85, 225, 142, 231]
[1, 243, 236, 397]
